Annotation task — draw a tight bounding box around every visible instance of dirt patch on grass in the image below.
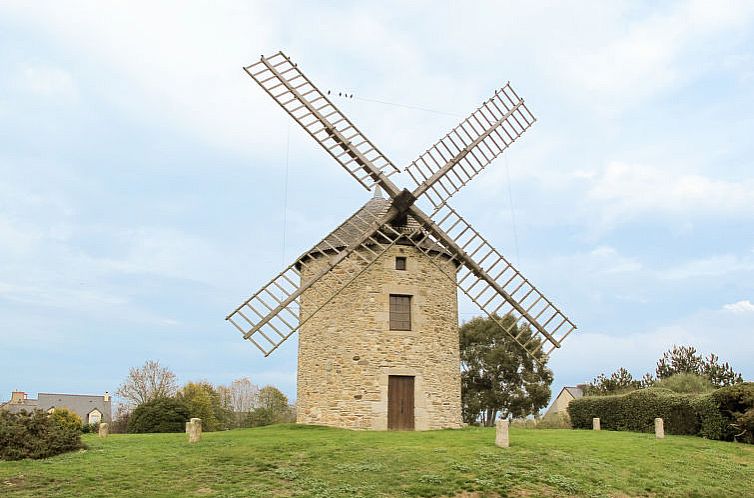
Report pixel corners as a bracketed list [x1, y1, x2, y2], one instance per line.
[448, 492, 500, 498]
[507, 486, 561, 497]
[3, 475, 26, 488]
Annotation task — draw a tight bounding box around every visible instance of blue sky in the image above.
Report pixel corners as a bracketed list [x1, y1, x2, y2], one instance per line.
[1, 1, 753, 406]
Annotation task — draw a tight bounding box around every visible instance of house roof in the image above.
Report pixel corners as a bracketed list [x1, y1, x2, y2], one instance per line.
[564, 386, 584, 399]
[304, 190, 449, 259]
[37, 393, 112, 421]
[3, 399, 39, 414]
[2, 393, 111, 422]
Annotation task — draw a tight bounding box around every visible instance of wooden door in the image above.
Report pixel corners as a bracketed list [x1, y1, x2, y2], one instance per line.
[388, 375, 415, 430]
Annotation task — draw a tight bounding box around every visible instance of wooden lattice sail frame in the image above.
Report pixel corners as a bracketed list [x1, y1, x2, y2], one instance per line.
[226, 51, 576, 363]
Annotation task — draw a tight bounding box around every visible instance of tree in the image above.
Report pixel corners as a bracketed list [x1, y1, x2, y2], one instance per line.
[176, 381, 232, 431]
[225, 377, 259, 413]
[583, 367, 650, 396]
[109, 403, 131, 434]
[656, 345, 705, 379]
[116, 360, 178, 406]
[217, 377, 259, 428]
[702, 353, 744, 388]
[246, 386, 292, 427]
[127, 398, 190, 433]
[656, 345, 743, 387]
[653, 373, 715, 394]
[460, 314, 553, 426]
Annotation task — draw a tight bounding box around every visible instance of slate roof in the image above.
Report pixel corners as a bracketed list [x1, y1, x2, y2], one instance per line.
[564, 386, 584, 399]
[38, 393, 112, 422]
[2, 393, 111, 423]
[305, 190, 450, 259]
[3, 399, 39, 413]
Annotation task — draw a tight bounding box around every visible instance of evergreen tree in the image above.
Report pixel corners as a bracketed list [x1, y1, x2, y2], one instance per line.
[460, 314, 553, 426]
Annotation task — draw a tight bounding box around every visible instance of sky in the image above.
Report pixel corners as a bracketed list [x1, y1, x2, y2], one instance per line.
[1, 1, 753, 408]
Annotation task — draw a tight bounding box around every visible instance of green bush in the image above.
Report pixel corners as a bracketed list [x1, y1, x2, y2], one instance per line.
[50, 408, 83, 433]
[568, 388, 699, 435]
[0, 409, 84, 460]
[711, 382, 754, 443]
[736, 409, 754, 444]
[81, 423, 100, 434]
[127, 397, 190, 433]
[654, 373, 715, 394]
[569, 384, 754, 444]
[690, 394, 726, 440]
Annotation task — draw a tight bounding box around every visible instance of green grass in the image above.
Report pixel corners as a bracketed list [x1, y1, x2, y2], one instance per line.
[1, 425, 753, 497]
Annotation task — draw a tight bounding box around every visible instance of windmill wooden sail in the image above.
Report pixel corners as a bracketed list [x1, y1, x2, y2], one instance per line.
[228, 51, 576, 364]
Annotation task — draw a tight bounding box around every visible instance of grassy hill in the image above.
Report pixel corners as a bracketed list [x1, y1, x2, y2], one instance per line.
[1, 425, 753, 497]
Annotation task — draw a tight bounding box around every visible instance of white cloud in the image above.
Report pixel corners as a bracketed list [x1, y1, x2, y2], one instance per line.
[587, 161, 754, 225]
[551, 304, 754, 385]
[12, 63, 78, 101]
[659, 253, 754, 280]
[723, 299, 754, 313]
[560, 0, 754, 109]
[2, 2, 281, 159]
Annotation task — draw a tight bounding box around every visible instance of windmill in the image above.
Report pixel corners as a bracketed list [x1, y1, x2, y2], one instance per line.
[227, 51, 576, 430]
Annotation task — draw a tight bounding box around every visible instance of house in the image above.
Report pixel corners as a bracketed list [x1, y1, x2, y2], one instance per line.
[1, 390, 112, 425]
[544, 385, 585, 418]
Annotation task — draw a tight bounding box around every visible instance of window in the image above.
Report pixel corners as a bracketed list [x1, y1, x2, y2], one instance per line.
[88, 409, 102, 425]
[389, 294, 412, 330]
[395, 256, 407, 270]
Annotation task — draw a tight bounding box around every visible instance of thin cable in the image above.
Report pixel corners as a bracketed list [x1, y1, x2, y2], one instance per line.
[504, 155, 520, 266]
[281, 124, 290, 268]
[352, 95, 462, 118]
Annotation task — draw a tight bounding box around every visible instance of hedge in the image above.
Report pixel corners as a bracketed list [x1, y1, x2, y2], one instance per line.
[568, 383, 754, 443]
[568, 388, 700, 435]
[712, 382, 754, 443]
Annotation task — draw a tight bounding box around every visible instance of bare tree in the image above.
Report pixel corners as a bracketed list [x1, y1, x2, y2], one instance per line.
[217, 377, 259, 428]
[116, 360, 178, 406]
[228, 377, 259, 412]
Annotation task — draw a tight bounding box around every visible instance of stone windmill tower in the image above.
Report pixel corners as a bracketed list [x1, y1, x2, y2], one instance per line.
[227, 52, 577, 431]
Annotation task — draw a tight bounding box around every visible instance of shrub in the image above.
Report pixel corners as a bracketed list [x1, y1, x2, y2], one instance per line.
[50, 408, 83, 433]
[568, 388, 699, 435]
[81, 423, 100, 434]
[0, 409, 83, 460]
[246, 407, 275, 427]
[127, 397, 190, 433]
[735, 409, 754, 444]
[690, 394, 726, 440]
[711, 382, 754, 443]
[109, 404, 131, 434]
[654, 373, 715, 394]
[569, 384, 754, 444]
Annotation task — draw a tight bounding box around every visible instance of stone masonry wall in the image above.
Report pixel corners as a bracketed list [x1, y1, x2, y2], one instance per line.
[297, 244, 462, 430]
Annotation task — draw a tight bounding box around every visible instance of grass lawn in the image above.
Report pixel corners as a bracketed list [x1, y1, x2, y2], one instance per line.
[1, 425, 753, 497]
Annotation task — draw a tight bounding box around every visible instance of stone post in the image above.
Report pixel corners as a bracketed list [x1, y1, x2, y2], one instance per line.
[495, 419, 509, 448]
[98, 422, 109, 438]
[655, 417, 664, 439]
[592, 418, 600, 431]
[187, 418, 202, 443]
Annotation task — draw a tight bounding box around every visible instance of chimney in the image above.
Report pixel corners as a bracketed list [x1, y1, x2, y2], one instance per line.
[10, 391, 26, 403]
[103, 391, 110, 402]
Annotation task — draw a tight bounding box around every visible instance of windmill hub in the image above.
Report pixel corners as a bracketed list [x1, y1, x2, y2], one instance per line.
[388, 189, 416, 228]
[226, 52, 577, 431]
